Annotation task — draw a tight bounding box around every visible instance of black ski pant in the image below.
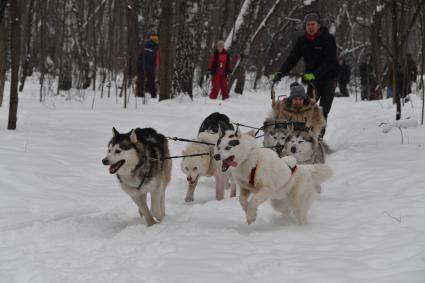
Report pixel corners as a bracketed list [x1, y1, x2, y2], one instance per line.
[145, 70, 157, 98]
[308, 79, 336, 137]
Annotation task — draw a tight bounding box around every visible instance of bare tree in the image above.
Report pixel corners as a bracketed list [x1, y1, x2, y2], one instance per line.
[159, 0, 174, 101]
[8, 0, 21, 129]
[0, 14, 7, 107]
[0, 0, 7, 25]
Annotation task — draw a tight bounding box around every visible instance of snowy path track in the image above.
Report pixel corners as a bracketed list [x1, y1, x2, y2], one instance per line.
[1, 82, 424, 282]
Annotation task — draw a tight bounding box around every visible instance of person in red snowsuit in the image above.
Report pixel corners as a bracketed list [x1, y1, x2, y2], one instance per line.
[207, 40, 232, 100]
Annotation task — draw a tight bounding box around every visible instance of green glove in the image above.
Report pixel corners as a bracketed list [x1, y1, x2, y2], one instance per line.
[271, 72, 283, 82]
[303, 73, 315, 81]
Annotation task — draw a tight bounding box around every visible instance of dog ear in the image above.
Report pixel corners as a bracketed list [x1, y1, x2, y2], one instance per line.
[112, 127, 119, 137]
[130, 129, 138, 143]
[217, 123, 225, 139]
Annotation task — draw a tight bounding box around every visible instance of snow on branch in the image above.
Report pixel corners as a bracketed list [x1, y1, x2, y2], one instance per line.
[224, 0, 253, 50]
[82, 0, 108, 29]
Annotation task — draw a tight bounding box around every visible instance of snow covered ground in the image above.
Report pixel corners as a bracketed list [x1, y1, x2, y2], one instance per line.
[1, 79, 425, 282]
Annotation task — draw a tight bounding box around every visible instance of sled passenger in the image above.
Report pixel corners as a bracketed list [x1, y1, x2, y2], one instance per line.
[272, 82, 325, 138]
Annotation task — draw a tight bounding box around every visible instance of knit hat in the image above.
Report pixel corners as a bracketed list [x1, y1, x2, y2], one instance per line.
[216, 40, 225, 48]
[289, 82, 307, 100]
[303, 12, 320, 24]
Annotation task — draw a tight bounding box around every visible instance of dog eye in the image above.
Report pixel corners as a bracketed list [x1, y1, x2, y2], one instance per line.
[185, 167, 189, 171]
[298, 141, 304, 144]
[193, 167, 198, 171]
[225, 146, 231, 150]
[115, 149, 121, 154]
[229, 134, 235, 138]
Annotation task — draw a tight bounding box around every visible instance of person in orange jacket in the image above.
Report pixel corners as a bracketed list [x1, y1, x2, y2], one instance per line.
[137, 34, 160, 98]
[207, 40, 232, 100]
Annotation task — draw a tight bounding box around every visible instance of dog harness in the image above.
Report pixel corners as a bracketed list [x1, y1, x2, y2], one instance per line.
[249, 162, 297, 186]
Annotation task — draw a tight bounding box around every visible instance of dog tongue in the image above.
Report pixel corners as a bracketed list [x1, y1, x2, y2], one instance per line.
[228, 160, 238, 167]
[109, 160, 124, 174]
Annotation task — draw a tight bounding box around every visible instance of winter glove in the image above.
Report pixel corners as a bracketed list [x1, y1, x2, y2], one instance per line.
[303, 73, 316, 81]
[271, 72, 283, 82]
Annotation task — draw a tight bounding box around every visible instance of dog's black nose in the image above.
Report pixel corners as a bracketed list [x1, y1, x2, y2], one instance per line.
[291, 147, 297, 153]
[102, 158, 109, 165]
[213, 154, 221, 160]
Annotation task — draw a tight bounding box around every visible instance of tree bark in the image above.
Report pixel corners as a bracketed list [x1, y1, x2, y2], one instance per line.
[159, 0, 174, 101]
[0, 0, 7, 26]
[392, 1, 401, 120]
[8, 0, 21, 129]
[0, 18, 7, 107]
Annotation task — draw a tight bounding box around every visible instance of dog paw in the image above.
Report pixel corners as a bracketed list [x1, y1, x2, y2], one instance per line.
[146, 217, 157, 227]
[246, 206, 257, 224]
[216, 194, 224, 200]
[315, 185, 322, 194]
[185, 196, 194, 202]
[230, 189, 236, 198]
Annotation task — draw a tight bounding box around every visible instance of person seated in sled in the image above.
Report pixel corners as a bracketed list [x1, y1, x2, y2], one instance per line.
[271, 82, 325, 138]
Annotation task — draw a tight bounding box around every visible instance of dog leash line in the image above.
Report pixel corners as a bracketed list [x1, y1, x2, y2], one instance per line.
[151, 153, 211, 161]
[167, 136, 215, 146]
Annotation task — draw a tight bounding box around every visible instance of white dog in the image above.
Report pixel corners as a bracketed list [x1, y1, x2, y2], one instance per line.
[214, 127, 332, 224]
[181, 132, 236, 202]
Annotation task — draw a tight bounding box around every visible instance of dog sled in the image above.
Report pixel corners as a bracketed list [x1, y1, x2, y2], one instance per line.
[263, 74, 326, 163]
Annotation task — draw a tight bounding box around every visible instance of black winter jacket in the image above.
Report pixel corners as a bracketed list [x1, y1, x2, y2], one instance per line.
[143, 40, 158, 71]
[279, 27, 339, 81]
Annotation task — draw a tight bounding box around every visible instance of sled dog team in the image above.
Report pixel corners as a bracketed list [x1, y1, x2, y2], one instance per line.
[102, 112, 332, 226]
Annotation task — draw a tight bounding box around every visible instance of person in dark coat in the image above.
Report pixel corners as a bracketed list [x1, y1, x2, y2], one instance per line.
[271, 11, 339, 138]
[207, 40, 232, 100]
[337, 57, 351, 97]
[136, 34, 160, 99]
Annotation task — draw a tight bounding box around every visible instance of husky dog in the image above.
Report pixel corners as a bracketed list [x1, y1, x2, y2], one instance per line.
[283, 129, 326, 164]
[214, 127, 332, 225]
[181, 132, 236, 202]
[262, 117, 290, 157]
[102, 127, 172, 226]
[198, 112, 234, 134]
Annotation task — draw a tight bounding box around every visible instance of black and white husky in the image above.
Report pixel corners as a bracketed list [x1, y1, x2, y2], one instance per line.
[102, 127, 172, 226]
[262, 118, 290, 157]
[214, 127, 332, 225]
[283, 129, 326, 164]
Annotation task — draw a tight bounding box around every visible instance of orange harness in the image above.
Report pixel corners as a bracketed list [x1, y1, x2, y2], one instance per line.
[249, 162, 297, 186]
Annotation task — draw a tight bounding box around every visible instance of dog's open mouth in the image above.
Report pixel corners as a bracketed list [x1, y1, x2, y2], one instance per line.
[221, 155, 237, 172]
[109, 160, 125, 174]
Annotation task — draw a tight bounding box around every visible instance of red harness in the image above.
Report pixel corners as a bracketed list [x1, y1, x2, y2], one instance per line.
[249, 162, 297, 186]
